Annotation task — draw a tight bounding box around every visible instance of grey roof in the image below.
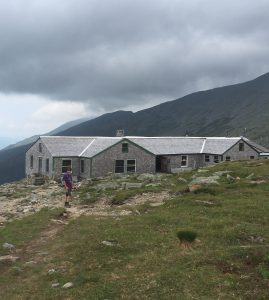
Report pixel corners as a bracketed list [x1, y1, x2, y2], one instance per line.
[82, 138, 122, 157]
[202, 138, 241, 155]
[128, 137, 250, 155]
[39, 136, 266, 158]
[129, 137, 205, 154]
[244, 139, 269, 153]
[40, 136, 121, 157]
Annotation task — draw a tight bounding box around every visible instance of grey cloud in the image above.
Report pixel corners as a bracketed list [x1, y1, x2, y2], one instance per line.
[1, 0, 269, 112]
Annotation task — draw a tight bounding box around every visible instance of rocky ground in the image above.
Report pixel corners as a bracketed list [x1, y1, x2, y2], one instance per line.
[0, 174, 171, 226]
[1, 168, 258, 226]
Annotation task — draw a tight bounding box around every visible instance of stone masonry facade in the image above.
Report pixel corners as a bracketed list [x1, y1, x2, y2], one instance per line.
[91, 141, 156, 177]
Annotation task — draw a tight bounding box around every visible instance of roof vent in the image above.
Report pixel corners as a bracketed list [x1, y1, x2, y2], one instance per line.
[116, 129, 125, 137]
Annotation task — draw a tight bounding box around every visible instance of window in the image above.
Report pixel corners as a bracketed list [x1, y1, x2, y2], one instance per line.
[46, 158, 49, 172]
[80, 159, 85, 173]
[239, 142, 244, 151]
[115, 160, 124, 173]
[225, 156, 231, 161]
[127, 160, 136, 173]
[214, 155, 219, 163]
[39, 143, 42, 153]
[38, 157, 42, 172]
[250, 156, 255, 159]
[205, 155, 210, 162]
[30, 155, 34, 169]
[181, 155, 188, 167]
[122, 143, 128, 153]
[62, 159, 72, 173]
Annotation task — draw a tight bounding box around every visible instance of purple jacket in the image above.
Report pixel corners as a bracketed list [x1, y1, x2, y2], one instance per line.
[63, 173, 73, 189]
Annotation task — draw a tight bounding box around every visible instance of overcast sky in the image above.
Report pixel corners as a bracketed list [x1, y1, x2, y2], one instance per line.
[1, 0, 269, 142]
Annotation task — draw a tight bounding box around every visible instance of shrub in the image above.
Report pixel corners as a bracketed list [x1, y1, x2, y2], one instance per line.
[176, 230, 197, 243]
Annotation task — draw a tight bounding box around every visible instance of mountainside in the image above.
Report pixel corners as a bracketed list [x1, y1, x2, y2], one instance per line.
[1, 72, 269, 184]
[59, 72, 269, 146]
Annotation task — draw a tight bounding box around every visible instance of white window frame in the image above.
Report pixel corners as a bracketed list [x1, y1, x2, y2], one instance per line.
[62, 159, 72, 173]
[127, 159, 136, 173]
[225, 156, 231, 161]
[181, 155, 188, 167]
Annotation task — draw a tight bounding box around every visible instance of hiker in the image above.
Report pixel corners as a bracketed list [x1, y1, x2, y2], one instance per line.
[63, 167, 73, 208]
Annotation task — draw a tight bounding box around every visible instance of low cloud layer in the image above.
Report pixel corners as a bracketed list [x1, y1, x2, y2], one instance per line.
[1, 0, 269, 113]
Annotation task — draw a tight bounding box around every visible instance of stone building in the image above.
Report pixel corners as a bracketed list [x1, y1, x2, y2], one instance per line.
[25, 136, 268, 180]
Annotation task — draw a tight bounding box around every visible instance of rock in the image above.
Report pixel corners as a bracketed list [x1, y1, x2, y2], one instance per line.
[145, 183, 161, 187]
[190, 176, 220, 185]
[213, 171, 231, 176]
[248, 236, 265, 243]
[48, 269, 56, 275]
[16, 207, 24, 213]
[227, 174, 235, 183]
[3, 242, 15, 251]
[177, 177, 188, 183]
[137, 173, 162, 182]
[195, 200, 215, 206]
[62, 282, 74, 289]
[52, 283, 60, 288]
[24, 261, 37, 266]
[101, 240, 119, 247]
[0, 255, 19, 263]
[197, 169, 209, 173]
[188, 183, 203, 193]
[236, 177, 241, 180]
[30, 199, 38, 205]
[95, 182, 119, 191]
[250, 180, 266, 184]
[123, 182, 143, 189]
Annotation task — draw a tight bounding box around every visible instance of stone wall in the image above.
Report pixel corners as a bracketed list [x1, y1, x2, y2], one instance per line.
[25, 139, 53, 177]
[53, 157, 81, 180]
[223, 140, 259, 160]
[91, 141, 156, 177]
[166, 154, 204, 172]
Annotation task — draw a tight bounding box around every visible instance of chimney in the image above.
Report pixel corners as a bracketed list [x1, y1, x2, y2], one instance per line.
[116, 129, 125, 137]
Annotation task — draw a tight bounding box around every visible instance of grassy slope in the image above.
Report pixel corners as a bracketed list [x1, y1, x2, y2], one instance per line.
[1, 161, 269, 299]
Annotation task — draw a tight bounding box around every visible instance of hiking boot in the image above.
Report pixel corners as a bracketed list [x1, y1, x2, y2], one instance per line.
[64, 202, 71, 208]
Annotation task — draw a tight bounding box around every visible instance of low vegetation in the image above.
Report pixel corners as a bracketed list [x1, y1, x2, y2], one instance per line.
[1, 160, 269, 299]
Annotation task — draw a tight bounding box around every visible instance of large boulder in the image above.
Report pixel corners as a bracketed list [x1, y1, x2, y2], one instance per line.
[137, 173, 162, 182]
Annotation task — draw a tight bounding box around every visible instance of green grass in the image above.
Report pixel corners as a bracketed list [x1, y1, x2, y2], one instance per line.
[1, 160, 269, 299]
[0, 208, 64, 256]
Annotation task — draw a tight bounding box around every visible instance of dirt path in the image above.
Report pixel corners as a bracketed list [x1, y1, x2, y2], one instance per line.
[9, 191, 170, 265]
